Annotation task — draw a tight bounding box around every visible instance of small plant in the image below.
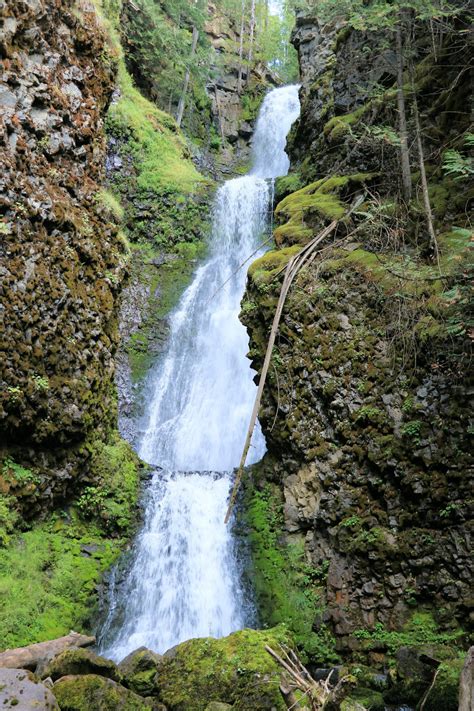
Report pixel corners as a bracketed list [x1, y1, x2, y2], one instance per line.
[354, 405, 384, 423]
[6, 386, 22, 403]
[442, 134, 474, 180]
[32, 374, 49, 392]
[401, 419, 423, 444]
[2, 458, 40, 486]
[404, 587, 418, 607]
[76, 486, 107, 518]
[439, 502, 459, 519]
[340, 515, 362, 528]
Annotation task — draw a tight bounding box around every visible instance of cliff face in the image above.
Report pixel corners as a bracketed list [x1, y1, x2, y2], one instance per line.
[242, 11, 472, 668]
[0, 0, 128, 509]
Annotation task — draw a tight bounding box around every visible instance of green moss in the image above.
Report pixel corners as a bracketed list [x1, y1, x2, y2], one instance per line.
[275, 173, 304, 201]
[95, 189, 124, 222]
[349, 687, 385, 710]
[155, 627, 291, 711]
[44, 648, 121, 682]
[274, 174, 376, 248]
[0, 494, 18, 546]
[54, 674, 151, 711]
[0, 512, 124, 650]
[353, 612, 463, 655]
[0, 429, 142, 650]
[125, 240, 207, 383]
[243, 482, 339, 664]
[248, 245, 301, 284]
[106, 66, 203, 195]
[323, 106, 367, 141]
[77, 432, 141, 533]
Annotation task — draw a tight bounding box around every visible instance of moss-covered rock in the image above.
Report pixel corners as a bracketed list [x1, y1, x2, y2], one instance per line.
[273, 174, 376, 247]
[155, 627, 291, 711]
[53, 674, 155, 711]
[42, 648, 121, 683]
[118, 647, 163, 696]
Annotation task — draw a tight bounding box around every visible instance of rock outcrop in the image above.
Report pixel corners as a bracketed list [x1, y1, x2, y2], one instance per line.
[242, 7, 472, 680]
[0, 0, 127, 506]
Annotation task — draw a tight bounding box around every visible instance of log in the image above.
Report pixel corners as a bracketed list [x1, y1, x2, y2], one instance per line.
[0, 631, 95, 670]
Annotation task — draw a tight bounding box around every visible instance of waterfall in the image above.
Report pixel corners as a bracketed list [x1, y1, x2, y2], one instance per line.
[100, 85, 300, 660]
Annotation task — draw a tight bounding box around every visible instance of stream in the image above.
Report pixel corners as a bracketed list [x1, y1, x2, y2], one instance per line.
[100, 85, 301, 660]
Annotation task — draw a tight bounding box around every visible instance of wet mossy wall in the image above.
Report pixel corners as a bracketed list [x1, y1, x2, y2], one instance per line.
[242, 11, 472, 671]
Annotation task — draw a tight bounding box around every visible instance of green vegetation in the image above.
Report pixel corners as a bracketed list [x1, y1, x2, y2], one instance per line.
[0, 434, 141, 650]
[274, 174, 376, 246]
[353, 612, 463, 654]
[107, 67, 203, 195]
[243, 482, 339, 664]
[155, 626, 291, 711]
[0, 513, 124, 650]
[54, 674, 151, 711]
[77, 434, 141, 533]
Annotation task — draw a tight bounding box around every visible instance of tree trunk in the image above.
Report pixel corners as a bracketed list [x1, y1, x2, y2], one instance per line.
[245, 0, 256, 87]
[237, 0, 246, 94]
[395, 19, 412, 203]
[176, 25, 199, 128]
[0, 632, 95, 671]
[409, 61, 439, 264]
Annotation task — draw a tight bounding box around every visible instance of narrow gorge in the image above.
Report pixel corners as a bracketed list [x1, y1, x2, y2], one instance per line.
[0, 1, 472, 710]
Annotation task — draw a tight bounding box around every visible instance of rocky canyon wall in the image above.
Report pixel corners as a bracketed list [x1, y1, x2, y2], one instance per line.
[242, 9, 472, 671]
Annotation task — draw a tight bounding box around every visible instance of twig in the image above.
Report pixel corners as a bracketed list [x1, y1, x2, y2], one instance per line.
[419, 668, 441, 711]
[206, 233, 275, 306]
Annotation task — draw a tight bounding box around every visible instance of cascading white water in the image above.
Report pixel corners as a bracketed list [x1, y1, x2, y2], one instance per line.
[101, 85, 300, 661]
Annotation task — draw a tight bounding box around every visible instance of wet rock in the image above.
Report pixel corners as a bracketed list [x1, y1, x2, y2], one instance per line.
[155, 627, 290, 711]
[53, 674, 156, 711]
[40, 648, 121, 683]
[0, 668, 59, 710]
[118, 647, 163, 696]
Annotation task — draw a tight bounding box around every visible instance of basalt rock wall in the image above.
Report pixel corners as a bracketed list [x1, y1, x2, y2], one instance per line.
[0, 0, 127, 510]
[242, 11, 472, 661]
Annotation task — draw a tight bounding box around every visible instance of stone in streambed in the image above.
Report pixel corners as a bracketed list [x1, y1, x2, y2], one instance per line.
[0, 668, 59, 710]
[118, 647, 163, 696]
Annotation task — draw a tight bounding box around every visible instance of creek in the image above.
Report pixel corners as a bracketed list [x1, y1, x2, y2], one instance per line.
[100, 85, 301, 660]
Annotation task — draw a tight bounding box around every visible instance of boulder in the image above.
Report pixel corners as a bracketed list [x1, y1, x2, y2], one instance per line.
[155, 627, 290, 711]
[118, 646, 163, 696]
[53, 674, 162, 710]
[0, 667, 59, 710]
[0, 632, 95, 671]
[205, 703, 233, 711]
[40, 648, 121, 682]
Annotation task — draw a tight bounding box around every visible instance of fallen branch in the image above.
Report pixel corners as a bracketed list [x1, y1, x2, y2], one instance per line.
[266, 644, 353, 710]
[0, 632, 95, 671]
[224, 220, 338, 523]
